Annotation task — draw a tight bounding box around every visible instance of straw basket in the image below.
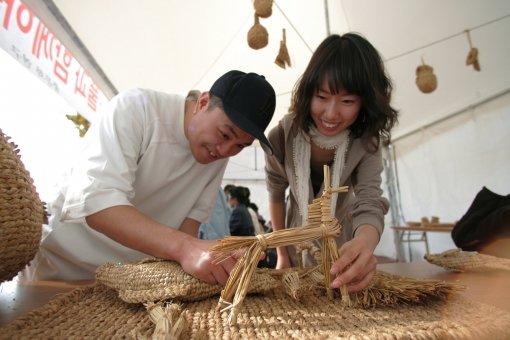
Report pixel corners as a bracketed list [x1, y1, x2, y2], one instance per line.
[0, 129, 44, 282]
[415, 63, 437, 94]
[254, 0, 273, 18]
[247, 14, 268, 50]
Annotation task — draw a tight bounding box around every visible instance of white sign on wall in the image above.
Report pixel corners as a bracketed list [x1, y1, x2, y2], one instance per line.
[0, 0, 108, 120]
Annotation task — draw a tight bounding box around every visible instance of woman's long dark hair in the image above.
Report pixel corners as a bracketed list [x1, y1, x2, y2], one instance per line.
[290, 33, 398, 151]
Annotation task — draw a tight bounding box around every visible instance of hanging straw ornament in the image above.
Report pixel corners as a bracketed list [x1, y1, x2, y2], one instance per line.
[66, 112, 90, 137]
[275, 28, 291, 69]
[247, 14, 268, 50]
[465, 30, 481, 71]
[253, 0, 273, 18]
[415, 57, 438, 94]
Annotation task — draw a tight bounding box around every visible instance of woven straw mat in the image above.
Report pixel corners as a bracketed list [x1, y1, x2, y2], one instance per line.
[96, 258, 280, 303]
[0, 129, 44, 282]
[425, 248, 510, 272]
[2, 258, 510, 338]
[2, 281, 510, 339]
[97, 258, 462, 309]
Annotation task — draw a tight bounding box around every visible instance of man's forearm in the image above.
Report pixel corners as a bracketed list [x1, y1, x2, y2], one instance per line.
[85, 205, 191, 261]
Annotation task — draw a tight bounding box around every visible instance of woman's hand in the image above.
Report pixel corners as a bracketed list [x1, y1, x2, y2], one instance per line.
[329, 224, 380, 292]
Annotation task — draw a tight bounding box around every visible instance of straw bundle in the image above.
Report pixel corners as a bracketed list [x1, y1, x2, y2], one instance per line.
[137, 302, 188, 339]
[415, 60, 438, 94]
[465, 29, 481, 71]
[275, 28, 291, 69]
[247, 14, 268, 50]
[466, 47, 480, 71]
[0, 129, 44, 282]
[425, 248, 510, 272]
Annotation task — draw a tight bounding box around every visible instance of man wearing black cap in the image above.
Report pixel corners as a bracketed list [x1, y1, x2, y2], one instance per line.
[24, 70, 276, 285]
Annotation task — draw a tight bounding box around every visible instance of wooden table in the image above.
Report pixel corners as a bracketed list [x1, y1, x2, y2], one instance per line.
[378, 260, 510, 313]
[0, 278, 93, 326]
[392, 224, 454, 262]
[1, 261, 509, 327]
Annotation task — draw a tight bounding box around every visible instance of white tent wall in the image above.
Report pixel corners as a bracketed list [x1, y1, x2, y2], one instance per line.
[5, 1, 510, 261]
[389, 91, 510, 261]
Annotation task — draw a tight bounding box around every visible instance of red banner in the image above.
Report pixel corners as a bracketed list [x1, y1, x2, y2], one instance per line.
[0, 0, 108, 120]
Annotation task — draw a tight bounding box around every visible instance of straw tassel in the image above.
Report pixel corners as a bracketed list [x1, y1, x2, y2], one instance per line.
[142, 302, 188, 340]
[275, 28, 291, 69]
[465, 30, 481, 71]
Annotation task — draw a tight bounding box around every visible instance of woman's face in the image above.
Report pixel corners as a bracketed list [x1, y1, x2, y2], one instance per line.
[310, 79, 361, 136]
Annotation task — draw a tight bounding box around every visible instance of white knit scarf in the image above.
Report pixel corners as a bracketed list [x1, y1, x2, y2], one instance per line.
[293, 125, 350, 224]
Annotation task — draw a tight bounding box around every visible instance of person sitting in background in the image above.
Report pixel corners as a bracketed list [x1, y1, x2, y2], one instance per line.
[228, 186, 256, 237]
[198, 189, 231, 240]
[223, 184, 235, 200]
[238, 186, 265, 235]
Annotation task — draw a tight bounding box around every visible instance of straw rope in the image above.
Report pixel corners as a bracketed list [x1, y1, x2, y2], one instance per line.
[0, 129, 44, 282]
[2, 282, 509, 339]
[425, 248, 510, 272]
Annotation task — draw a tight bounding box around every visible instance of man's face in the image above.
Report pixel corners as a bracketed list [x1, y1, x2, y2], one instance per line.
[186, 92, 255, 164]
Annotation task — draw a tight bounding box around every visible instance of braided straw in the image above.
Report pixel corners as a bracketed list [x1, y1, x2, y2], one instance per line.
[425, 248, 510, 272]
[0, 129, 44, 282]
[96, 258, 279, 303]
[275, 28, 291, 69]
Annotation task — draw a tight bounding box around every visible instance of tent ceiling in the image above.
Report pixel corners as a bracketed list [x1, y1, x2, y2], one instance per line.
[25, 0, 510, 138]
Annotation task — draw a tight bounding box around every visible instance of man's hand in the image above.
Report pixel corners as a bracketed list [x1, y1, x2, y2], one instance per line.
[178, 238, 238, 285]
[86, 206, 240, 285]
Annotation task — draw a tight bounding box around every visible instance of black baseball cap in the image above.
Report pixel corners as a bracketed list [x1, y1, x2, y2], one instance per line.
[210, 70, 276, 154]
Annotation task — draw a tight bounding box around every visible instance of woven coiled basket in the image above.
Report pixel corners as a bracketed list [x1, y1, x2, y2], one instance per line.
[0, 129, 44, 282]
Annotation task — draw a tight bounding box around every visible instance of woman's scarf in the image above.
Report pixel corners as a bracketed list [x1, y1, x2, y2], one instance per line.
[292, 125, 350, 224]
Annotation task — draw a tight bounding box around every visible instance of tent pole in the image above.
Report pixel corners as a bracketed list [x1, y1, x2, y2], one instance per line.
[324, 0, 331, 36]
[384, 143, 407, 261]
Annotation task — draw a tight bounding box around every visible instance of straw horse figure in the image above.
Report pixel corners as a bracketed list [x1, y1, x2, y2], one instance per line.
[212, 165, 350, 324]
